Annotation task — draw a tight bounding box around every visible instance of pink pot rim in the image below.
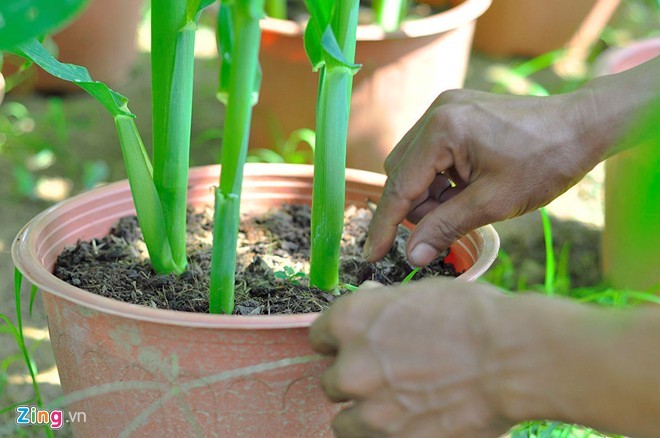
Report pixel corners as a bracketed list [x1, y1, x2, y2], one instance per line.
[261, 0, 492, 41]
[12, 164, 499, 330]
[0, 73, 5, 105]
[593, 37, 660, 77]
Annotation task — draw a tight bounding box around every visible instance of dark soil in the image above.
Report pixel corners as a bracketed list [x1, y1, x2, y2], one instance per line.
[54, 204, 460, 314]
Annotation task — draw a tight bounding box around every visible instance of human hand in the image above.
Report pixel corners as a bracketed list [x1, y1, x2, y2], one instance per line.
[363, 89, 604, 267]
[309, 278, 513, 437]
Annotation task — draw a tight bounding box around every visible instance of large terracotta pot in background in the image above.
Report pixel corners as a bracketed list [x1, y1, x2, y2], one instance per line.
[595, 38, 660, 291]
[4, 0, 143, 93]
[13, 164, 499, 435]
[253, 0, 492, 173]
[472, 0, 621, 57]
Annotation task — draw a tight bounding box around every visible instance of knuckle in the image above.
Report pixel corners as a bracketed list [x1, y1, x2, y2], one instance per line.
[426, 215, 464, 247]
[383, 153, 397, 175]
[434, 88, 464, 105]
[384, 173, 410, 205]
[473, 191, 512, 225]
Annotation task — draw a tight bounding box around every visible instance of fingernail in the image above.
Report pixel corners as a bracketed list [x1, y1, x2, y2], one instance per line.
[362, 237, 373, 260]
[409, 243, 438, 267]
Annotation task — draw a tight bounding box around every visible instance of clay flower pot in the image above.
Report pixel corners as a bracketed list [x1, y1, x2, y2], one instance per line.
[472, 0, 621, 57]
[252, 0, 492, 173]
[13, 164, 499, 435]
[595, 38, 660, 291]
[0, 72, 5, 105]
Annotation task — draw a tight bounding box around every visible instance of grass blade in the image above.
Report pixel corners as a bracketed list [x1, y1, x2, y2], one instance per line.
[540, 208, 555, 296]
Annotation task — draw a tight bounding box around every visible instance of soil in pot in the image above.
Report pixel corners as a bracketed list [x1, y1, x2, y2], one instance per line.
[54, 204, 460, 314]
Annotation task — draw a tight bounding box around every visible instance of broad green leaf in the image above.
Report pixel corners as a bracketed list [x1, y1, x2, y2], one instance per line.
[12, 39, 133, 118]
[0, 0, 90, 50]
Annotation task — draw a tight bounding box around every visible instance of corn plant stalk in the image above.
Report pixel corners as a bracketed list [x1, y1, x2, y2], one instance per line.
[265, 0, 287, 19]
[151, 0, 207, 273]
[12, 0, 213, 274]
[304, 0, 360, 290]
[373, 0, 409, 32]
[209, 0, 264, 314]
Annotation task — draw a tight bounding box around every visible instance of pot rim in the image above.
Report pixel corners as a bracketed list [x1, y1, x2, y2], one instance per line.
[12, 163, 499, 330]
[593, 37, 660, 77]
[261, 0, 492, 41]
[0, 72, 5, 106]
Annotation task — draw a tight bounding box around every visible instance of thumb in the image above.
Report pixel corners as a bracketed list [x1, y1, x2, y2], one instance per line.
[405, 185, 495, 267]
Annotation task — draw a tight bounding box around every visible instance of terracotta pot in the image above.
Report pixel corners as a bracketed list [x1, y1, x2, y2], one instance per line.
[472, 0, 621, 57]
[253, 0, 492, 173]
[595, 38, 660, 291]
[4, 0, 143, 93]
[12, 164, 499, 435]
[0, 72, 4, 105]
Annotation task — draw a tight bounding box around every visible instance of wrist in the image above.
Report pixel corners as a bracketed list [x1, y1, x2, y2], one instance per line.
[483, 293, 660, 437]
[481, 293, 594, 424]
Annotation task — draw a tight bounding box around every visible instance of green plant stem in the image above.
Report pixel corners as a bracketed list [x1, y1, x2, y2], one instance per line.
[265, 0, 287, 19]
[308, 0, 359, 291]
[209, 0, 264, 314]
[309, 69, 351, 290]
[373, 0, 408, 32]
[12, 270, 52, 438]
[151, 0, 199, 273]
[540, 207, 555, 296]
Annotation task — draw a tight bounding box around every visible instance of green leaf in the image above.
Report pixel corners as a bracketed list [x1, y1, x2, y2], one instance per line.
[217, 1, 261, 106]
[401, 267, 420, 285]
[115, 116, 181, 274]
[12, 39, 133, 118]
[303, 16, 324, 70]
[302, 2, 360, 73]
[217, 2, 235, 105]
[13, 269, 44, 412]
[0, 0, 90, 50]
[28, 284, 38, 317]
[187, 0, 216, 21]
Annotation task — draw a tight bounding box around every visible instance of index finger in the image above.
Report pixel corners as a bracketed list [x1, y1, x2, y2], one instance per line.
[309, 309, 340, 355]
[309, 285, 393, 355]
[365, 135, 456, 262]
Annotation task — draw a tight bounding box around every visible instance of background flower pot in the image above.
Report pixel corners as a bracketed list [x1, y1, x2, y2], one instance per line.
[13, 164, 499, 435]
[0, 72, 4, 105]
[595, 37, 660, 291]
[3, 0, 143, 93]
[472, 0, 621, 57]
[252, 0, 492, 173]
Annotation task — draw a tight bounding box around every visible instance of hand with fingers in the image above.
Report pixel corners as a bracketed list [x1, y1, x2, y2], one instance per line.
[363, 55, 659, 267]
[310, 58, 660, 438]
[362, 88, 606, 267]
[309, 279, 512, 437]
